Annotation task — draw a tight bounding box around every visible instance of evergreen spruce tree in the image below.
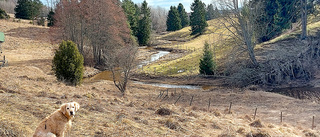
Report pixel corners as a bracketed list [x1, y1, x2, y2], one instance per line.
[15, 0, 42, 19]
[199, 42, 215, 75]
[137, 0, 151, 46]
[15, 0, 31, 19]
[177, 3, 189, 28]
[47, 9, 55, 27]
[214, 7, 220, 18]
[135, 4, 140, 17]
[122, 0, 138, 36]
[190, 0, 208, 35]
[274, 0, 297, 34]
[251, 0, 278, 42]
[252, 0, 298, 43]
[166, 6, 182, 31]
[206, 4, 215, 20]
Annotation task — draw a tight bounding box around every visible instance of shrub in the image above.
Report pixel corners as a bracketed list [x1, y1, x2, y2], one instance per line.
[52, 40, 84, 85]
[37, 17, 45, 26]
[199, 42, 215, 75]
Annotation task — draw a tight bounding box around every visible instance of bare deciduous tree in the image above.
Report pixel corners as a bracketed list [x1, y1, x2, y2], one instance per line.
[53, 0, 135, 94]
[0, 0, 16, 13]
[53, 0, 132, 66]
[81, 0, 132, 66]
[103, 45, 137, 95]
[150, 6, 167, 33]
[218, 0, 258, 66]
[54, 0, 84, 53]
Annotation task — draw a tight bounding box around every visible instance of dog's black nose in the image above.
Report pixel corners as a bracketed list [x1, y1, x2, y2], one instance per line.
[70, 111, 74, 115]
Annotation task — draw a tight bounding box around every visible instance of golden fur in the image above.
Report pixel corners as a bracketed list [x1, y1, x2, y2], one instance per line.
[33, 102, 80, 137]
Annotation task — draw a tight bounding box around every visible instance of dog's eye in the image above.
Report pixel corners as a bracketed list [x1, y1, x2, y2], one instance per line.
[67, 108, 69, 109]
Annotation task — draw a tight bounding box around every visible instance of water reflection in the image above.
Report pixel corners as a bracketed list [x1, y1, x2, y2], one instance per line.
[133, 81, 201, 89]
[138, 51, 170, 68]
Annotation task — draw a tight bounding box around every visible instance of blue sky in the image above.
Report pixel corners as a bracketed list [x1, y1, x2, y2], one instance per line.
[41, 0, 215, 13]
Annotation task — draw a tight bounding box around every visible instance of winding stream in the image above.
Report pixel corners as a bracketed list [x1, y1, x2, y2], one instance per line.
[138, 50, 170, 68]
[133, 81, 201, 89]
[86, 50, 201, 89]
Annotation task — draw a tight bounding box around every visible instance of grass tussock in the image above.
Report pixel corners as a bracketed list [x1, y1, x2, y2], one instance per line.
[250, 119, 264, 128]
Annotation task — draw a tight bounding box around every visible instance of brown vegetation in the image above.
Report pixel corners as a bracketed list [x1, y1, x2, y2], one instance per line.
[53, 0, 133, 66]
[1, 17, 320, 137]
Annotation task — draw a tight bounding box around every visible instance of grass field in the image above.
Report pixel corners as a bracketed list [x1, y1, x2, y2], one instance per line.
[142, 19, 232, 76]
[142, 16, 320, 77]
[0, 18, 320, 137]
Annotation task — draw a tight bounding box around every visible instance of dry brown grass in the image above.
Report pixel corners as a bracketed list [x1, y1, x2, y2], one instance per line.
[0, 20, 320, 137]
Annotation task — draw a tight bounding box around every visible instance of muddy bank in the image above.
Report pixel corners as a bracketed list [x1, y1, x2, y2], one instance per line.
[130, 73, 227, 87]
[269, 86, 320, 102]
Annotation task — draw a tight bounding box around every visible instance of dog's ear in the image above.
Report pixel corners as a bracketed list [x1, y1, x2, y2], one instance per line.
[60, 103, 67, 115]
[73, 102, 80, 111]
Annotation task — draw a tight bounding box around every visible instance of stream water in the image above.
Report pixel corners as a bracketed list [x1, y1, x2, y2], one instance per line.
[138, 51, 170, 68]
[133, 81, 201, 89]
[85, 50, 201, 89]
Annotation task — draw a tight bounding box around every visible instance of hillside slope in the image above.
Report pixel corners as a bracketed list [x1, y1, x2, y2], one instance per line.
[0, 20, 319, 136]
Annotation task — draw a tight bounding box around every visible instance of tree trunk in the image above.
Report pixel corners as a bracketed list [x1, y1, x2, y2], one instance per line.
[301, 0, 307, 40]
[239, 18, 258, 66]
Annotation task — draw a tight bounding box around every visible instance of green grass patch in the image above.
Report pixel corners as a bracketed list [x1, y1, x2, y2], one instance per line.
[142, 51, 202, 76]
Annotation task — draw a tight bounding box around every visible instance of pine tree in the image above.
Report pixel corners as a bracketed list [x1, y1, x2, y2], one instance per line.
[190, 0, 208, 35]
[166, 6, 182, 31]
[199, 42, 215, 75]
[206, 4, 215, 20]
[137, 0, 151, 46]
[15, 0, 42, 19]
[122, 0, 138, 36]
[177, 3, 189, 28]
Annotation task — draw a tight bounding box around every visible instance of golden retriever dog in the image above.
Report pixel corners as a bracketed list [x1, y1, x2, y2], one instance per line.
[33, 102, 80, 137]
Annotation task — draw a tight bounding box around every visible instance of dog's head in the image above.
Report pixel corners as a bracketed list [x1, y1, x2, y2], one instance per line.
[60, 102, 80, 118]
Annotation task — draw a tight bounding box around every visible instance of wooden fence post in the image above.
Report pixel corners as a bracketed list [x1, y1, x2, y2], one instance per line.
[229, 102, 232, 114]
[254, 108, 257, 120]
[190, 95, 194, 106]
[174, 95, 181, 105]
[312, 116, 315, 130]
[208, 98, 211, 111]
[157, 90, 163, 99]
[280, 112, 283, 123]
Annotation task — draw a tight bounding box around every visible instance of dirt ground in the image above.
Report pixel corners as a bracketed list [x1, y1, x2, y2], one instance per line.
[0, 20, 320, 136]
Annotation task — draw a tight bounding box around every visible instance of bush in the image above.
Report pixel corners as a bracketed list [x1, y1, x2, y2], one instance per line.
[52, 40, 84, 85]
[37, 17, 45, 26]
[0, 8, 9, 19]
[199, 42, 215, 75]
